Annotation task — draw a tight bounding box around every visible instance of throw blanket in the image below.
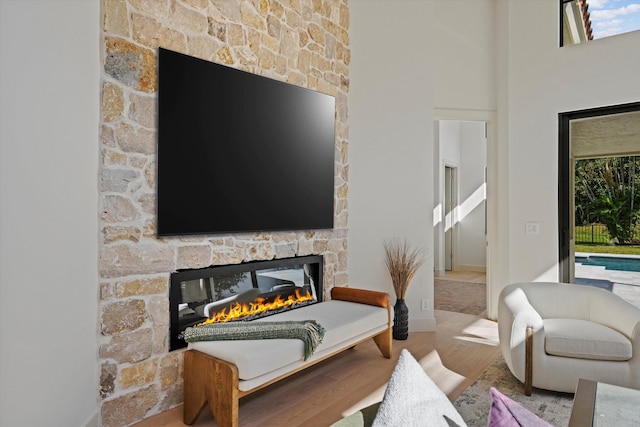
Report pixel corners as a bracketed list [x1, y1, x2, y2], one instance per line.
[184, 320, 326, 361]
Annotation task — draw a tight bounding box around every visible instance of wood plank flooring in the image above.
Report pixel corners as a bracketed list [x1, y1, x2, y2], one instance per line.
[133, 309, 500, 427]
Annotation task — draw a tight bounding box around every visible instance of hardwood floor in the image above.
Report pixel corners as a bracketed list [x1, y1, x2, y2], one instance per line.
[133, 310, 500, 427]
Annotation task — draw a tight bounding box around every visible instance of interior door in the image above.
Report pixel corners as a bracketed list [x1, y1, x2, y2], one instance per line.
[445, 166, 456, 271]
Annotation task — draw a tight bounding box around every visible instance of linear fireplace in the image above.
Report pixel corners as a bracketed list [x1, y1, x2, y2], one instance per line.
[169, 255, 324, 351]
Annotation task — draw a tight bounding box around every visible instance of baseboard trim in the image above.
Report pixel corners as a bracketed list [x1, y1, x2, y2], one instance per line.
[452, 265, 486, 273]
[409, 317, 436, 332]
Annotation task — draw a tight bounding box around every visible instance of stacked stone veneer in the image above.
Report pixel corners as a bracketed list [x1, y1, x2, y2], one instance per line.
[98, 1, 350, 426]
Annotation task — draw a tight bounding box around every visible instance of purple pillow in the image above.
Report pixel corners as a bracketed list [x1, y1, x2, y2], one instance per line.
[487, 387, 554, 427]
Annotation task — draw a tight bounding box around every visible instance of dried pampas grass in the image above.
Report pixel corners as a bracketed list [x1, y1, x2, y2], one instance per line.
[383, 239, 426, 299]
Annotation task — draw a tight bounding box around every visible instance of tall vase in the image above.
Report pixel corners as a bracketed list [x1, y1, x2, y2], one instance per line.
[393, 298, 409, 340]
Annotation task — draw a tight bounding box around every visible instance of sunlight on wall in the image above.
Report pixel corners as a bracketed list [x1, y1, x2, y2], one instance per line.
[433, 203, 442, 227]
[458, 183, 486, 223]
[443, 183, 487, 232]
[445, 207, 454, 232]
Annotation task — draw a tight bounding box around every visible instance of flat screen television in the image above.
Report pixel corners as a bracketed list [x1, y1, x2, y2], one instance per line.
[157, 48, 336, 236]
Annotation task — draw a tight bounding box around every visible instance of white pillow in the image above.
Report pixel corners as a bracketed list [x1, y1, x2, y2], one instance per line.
[372, 349, 467, 427]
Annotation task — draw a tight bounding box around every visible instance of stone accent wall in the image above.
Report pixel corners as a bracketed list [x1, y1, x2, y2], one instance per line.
[99, 1, 350, 425]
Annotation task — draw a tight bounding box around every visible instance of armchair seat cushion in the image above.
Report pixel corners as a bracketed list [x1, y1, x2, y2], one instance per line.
[544, 318, 632, 361]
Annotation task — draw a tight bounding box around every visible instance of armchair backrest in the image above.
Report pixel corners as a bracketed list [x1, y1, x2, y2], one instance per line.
[515, 282, 592, 319]
[508, 282, 640, 339]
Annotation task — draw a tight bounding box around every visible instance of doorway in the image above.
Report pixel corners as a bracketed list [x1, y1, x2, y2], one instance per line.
[434, 119, 488, 315]
[434, 120, 487, 275]
[558, 102, 640, 283]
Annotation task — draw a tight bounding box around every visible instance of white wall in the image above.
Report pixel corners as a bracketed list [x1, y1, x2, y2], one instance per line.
[0, 1, 100, 426]
[503, 0, 640, 293]
[429, 0, 640, 318]
[431, 0, 498, 310]
[430, 0, 640, 317]
[350, 0, 497, 326]
[433, 0, 497, 111]
[349, 0, 436, 330]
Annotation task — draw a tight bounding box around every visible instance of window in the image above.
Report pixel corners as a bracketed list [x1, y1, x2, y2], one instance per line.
[561, 0, 640, 46]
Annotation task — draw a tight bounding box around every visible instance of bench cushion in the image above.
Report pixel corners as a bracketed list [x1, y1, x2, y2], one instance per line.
[544, 318, 632, 361]
[189, 300, 388, 382]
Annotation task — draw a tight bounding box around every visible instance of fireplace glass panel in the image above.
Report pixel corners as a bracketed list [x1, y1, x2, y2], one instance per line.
[170, 255, 323, 350]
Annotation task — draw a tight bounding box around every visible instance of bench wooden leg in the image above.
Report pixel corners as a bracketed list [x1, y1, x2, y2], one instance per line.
[184, 350, 207, 424]
[373, 327, 392, 358]
[183, 326, 393, 425]
[184, 350, 240, 427]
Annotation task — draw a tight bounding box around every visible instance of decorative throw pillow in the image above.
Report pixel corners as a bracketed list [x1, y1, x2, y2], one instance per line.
[487, 387, 553, 427]
[372, 349, 467, 427]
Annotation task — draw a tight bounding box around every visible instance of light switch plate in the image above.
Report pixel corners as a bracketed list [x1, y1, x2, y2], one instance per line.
[525, 222, 540, 235]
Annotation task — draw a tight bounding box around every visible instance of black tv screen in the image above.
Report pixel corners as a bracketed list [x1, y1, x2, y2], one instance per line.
[157, 48, 336, 236]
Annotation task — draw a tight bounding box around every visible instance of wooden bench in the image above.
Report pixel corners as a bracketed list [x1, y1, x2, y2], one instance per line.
[183, 287, 392, 427]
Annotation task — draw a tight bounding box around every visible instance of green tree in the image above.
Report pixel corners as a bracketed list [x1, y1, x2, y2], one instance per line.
[212, 273, 248, 300]
[575, 156, 640, 244]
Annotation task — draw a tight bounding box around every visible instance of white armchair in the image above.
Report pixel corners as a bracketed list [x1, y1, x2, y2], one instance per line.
[498, 282, 640, 394]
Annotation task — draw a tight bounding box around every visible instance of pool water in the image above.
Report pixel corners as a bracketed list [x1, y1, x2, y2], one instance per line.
[576, 255, 640, 272]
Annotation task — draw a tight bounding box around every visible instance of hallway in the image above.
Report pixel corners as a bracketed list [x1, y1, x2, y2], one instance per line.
[434, 271, 486, 316]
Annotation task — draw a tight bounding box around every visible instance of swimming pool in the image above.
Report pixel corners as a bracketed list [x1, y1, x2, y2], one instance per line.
[576, 255, 640, 272]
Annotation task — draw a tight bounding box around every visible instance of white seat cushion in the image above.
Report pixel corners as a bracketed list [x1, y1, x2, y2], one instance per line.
[544, 318, 632, 361]
[189, 300, 388, 381]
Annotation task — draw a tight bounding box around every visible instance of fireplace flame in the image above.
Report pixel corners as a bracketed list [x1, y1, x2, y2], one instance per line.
[197, 288, 315, 325]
